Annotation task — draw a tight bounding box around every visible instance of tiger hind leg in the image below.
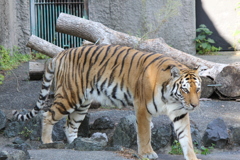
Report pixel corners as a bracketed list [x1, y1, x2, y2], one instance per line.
[64, 108, 89, 143]
[135, 104, 158, 159]
[41, 101, 73, 144]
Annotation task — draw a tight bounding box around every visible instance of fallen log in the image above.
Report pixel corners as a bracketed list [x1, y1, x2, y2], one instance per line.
[29, 61, 45, 80]
[27, 35, 64, 57]
[55, 13, 240, 98]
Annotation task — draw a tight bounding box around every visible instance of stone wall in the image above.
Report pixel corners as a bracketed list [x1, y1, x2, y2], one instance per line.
[0, 0, 30, 54]
[88, 0, 196, 54]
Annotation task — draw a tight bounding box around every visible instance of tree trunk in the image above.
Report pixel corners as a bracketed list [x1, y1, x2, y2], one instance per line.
[56, 13, 240, 98]
[27, 35, 64, 58]
[56, 13, 228, 80]
[26, 13, 240, 98]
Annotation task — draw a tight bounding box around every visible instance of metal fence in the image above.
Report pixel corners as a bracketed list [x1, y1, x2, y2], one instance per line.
[30, 0, 84, 49]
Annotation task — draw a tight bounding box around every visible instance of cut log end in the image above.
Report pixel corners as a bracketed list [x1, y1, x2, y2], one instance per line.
[29, 61, 45, 80]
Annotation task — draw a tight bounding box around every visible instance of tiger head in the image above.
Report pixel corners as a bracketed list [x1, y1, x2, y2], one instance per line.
[168, 66, 201, 111]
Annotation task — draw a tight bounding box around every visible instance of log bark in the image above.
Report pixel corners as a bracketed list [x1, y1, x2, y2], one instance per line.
[55, 13, 240, 98]
[29, 61, 45, 80]
[27, 35, 64, 58]
[56, 13, 228, 80]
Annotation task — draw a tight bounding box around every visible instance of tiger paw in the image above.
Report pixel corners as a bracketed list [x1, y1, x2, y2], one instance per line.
[142, 151, 158, 159]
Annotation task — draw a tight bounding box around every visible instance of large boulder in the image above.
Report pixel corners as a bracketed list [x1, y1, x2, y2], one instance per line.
[202, 118, 229, 148]
[91, 116, 115, 130]
[112, 115, 137, 149]
[230, 127, 240, 146]
[67, 132, 108, 151]
[4, 112, 66, 141]
[151, 124, 172, 150]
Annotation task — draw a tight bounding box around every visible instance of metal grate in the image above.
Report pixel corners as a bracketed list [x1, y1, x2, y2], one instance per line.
[30, 0, 84, 49]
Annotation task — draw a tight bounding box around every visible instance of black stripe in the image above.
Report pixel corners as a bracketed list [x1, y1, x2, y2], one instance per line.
[173, 113, 187, 122]
[108, 64, 120, 87]
[152, 92, 158, 112]
[81, 104, 90, 108]
[113, 48, 127, 66]
[54, 102, 70, 115]
[100, 78, 107, 91]
[34, 105, 40, 111]
[43, 74, 51, 83]
[93, 48, 105, 64]
[73, 119, 83, 123]
[82, 46, 95, 71]
[99, 45, 112, 65]
[127, 51, 139, 81]
[26, 113, 31, 119]
[111, 84, 118, 99]
[177, 130, 184, 138]
[136, 53, 146, 67]
[143, 52, 156, 63]
[119, 48, 131, 76]
[142, 55, 163, 74]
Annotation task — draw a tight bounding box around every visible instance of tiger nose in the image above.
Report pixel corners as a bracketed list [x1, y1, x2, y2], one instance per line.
[190, 104, 197, 108]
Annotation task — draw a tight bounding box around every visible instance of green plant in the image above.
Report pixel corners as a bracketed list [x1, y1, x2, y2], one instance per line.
[0, 46, 31, 70]
[19, 127, 33, 138]
[169, 140, 183, 155]
[0, 46, 50, 85]
[194, 24, 221, 54]
[31, 52, 50, 60]
[0, 74, 4, 85]
[200, 143, 215, 155]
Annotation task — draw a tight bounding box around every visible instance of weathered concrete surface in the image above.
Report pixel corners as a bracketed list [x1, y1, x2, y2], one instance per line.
[88, 0, 196, 54]
[0, 0, 30, 54]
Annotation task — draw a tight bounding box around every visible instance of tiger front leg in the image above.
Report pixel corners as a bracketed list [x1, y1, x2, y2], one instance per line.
[172, 113, 200, 160]
[135, 106, 158, 159]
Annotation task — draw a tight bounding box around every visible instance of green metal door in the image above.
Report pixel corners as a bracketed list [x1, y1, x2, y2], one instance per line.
[30, 0, 85, 48]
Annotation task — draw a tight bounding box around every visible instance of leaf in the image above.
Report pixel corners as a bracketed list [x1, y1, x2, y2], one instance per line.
[201, 43, 209, 49]
[207, 38, 215, 43]
[197, 35, 206, 40]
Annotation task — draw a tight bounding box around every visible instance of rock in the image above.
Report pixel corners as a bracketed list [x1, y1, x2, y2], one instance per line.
[230, 127, 240, 146]
[91, 132, 108, 142]
[0, 110, 7, 130]
[12, 137, 26, 145]
[4, 113, 42, 139]
[4, 113, 66, 142]
[190, 121, 202, 149]
[202, 118, 229, 148]
[39, 141, 65, 149]
[52, 118, 66, 141]
[78, 114, 90, 137]
[91, 116, 115, 130]
[0, 147, 28, 160]
[67, 133, 108, 151]
[0, 151, 8, 160]
[112, 115, 137, 149]
[13, 143, 31, 159]
[151, 124, 172, 150]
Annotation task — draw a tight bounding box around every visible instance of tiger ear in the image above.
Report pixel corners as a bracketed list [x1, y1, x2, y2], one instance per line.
[170, 66, 180, 78]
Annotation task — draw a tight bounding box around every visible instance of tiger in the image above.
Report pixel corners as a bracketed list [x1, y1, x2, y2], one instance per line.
[13, 45, 201, 160]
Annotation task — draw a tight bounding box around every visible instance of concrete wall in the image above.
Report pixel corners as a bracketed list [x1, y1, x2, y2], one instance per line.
[197, 0, 240, 51]
[88, 0, 196, 54]
[0, 0, 30, 54]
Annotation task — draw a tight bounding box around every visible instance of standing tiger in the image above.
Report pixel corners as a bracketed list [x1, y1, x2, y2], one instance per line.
[13, 45, 201, 160]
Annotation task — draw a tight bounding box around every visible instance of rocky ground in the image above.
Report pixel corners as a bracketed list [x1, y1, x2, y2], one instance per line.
[1, 53, 240, 160]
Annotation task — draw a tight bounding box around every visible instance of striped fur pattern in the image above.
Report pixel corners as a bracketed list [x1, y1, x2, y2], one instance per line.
[13, 45, 201, 160]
